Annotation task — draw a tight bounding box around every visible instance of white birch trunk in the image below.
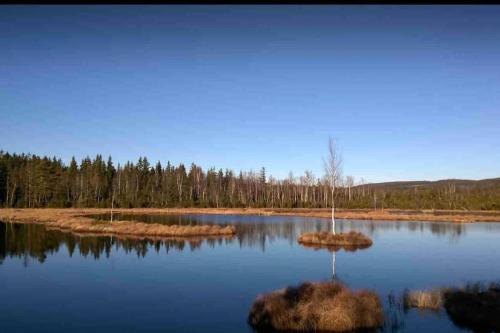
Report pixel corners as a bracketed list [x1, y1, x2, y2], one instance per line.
[331, 204, 335, 235]
[331, 187, 336, 235]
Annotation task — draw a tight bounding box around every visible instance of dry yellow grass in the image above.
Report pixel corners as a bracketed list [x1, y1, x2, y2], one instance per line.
[0, 208, 235, 240]
[298, 231, 373, 250]
[403, 289, 444, 310]
[248, 281, 384, 332]
[268, 208, 500, 223]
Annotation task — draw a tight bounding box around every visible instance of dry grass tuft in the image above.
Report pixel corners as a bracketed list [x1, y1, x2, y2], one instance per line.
[298, 231, 373, 250]
[248, 281, 384, 332]
[403, 289, 444, 311]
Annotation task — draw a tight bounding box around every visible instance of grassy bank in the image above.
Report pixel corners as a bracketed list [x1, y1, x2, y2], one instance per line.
[0, 209, 236, 240]
[0, 207, 499, 240]
[2, 207, 500, 224]
[260, 208, 500, 223]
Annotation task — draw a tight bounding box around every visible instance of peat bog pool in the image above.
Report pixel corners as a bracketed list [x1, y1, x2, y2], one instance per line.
[1, 214, 500, 333]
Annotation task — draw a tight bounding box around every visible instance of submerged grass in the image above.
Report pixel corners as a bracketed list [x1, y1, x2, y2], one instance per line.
[298, 231, 373, 249]
[248, 281, 384, 332]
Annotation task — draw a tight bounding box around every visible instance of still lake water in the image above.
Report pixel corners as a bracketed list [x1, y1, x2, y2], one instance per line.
[1, 214, 500, 333]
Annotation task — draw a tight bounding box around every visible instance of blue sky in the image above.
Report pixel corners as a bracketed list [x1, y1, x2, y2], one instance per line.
[1, 5, 499, 183]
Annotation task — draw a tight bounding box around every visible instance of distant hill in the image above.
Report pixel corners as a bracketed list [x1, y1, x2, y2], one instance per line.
[357, 178, 500, 191]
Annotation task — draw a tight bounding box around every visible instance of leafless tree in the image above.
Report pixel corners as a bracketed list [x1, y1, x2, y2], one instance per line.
[302, 170, 315, 204]
[345, 175, 354, 203]
[323, 137, 343, 234]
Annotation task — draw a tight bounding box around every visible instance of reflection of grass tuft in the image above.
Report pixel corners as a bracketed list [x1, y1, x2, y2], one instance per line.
[299, 242, 372, 252]
[249, 281, 383, 332]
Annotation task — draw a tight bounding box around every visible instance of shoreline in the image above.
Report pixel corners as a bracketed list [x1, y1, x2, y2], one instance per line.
[0, 208, 499, 238]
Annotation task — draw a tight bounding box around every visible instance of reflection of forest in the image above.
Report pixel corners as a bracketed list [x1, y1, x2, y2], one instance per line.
[1, 216, 493, 264]
[241, 218, 471, 249]
[93, 214, 477, 246]
[0, 222, 231, 265]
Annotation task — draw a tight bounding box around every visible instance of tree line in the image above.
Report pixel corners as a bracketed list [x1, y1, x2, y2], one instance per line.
[1, 151, 499, 210]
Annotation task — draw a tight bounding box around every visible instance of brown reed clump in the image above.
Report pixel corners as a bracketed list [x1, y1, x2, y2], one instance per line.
[403, 289, 444, 311]
[248, 281, 384, 332]
[298, 231, 373, 249]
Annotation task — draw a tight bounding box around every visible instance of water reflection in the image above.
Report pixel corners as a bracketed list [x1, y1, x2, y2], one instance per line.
[0, 222, 232, 265]
[92, 213, 477, 248]
[299, 242, 372, 253]
[3, 215, 498, 266]
[443, 281, 500, 333]
[1, 214, 500, 333]
[386, 291, 407, 332]
[298, 242, 373, 282]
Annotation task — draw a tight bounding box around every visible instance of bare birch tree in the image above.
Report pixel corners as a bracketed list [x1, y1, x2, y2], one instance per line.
[323, 137, 343, 234]
[345, 175, 354, 203]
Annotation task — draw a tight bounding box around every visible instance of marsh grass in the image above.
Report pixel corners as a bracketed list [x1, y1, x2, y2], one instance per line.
[403, 289, 444, 311]
[248, 281, 383, 332]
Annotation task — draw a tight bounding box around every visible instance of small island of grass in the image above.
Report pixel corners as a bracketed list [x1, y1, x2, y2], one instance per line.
[298, 230, 373, 249]
[248, 281, 383, 332]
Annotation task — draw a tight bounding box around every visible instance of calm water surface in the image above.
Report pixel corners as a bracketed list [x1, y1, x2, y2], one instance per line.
[1, 214, 500, 332]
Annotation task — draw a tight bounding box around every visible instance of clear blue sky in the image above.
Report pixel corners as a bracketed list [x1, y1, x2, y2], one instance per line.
[1, 5, 499, 183]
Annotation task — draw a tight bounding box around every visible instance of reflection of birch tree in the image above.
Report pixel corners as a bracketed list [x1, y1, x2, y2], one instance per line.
[332, 251, 336, 280]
